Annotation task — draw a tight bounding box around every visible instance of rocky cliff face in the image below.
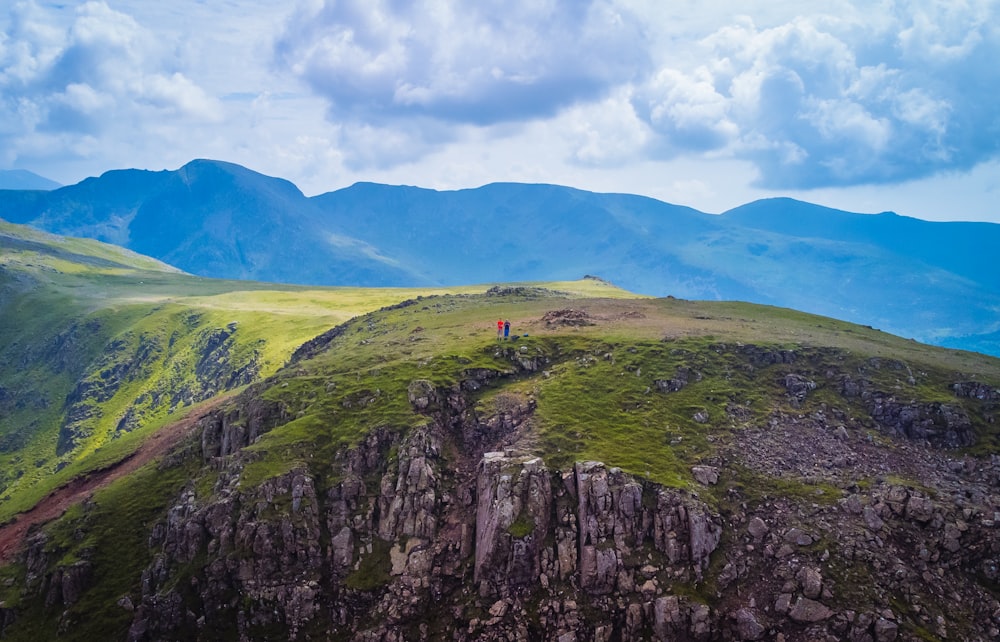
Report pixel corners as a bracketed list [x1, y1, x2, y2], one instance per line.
[5, 338, 1000, 642]
[115, 357, 1000, 641]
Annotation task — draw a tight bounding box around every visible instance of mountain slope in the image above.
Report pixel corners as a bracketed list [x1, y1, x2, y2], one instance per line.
[0, 170, 60, 191]
[1, 282, 999, 640]
[313, 183, 1000, 353]
[724, 197, 1000, 291]
[2, 160, 998, 357]
[0, 160, 424, 286]
[312, 182, 758, 301]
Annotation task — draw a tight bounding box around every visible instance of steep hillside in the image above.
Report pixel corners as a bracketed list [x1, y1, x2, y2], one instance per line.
[720, 199, 1000, 353]
[1, 282, 998, 641]
[1, 221, 588, 525]
[0, 160, 423, 286]
[0, 171, 60, 191]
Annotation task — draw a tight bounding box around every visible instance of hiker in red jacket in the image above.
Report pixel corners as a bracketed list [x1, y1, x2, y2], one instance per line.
[497, 318, 504, 340]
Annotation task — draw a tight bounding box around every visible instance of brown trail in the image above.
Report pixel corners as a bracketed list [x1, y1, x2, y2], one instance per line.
[0, 396, 227, 566]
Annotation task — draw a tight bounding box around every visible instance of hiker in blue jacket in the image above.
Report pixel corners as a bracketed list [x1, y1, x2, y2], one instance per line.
[503, 319, 511, 339]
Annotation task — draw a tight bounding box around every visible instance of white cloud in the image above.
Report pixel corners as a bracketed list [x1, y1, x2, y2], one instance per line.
[274, 0, 650, 126]
[0, 1, 222, 167]
[561, 88, 651, 166]
[627, 2, 1000, 188]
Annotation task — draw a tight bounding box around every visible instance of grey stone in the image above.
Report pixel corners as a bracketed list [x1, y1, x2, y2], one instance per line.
[788, 597, 833, 623]
[692, 465, 720, 486]
[797, 566, 823, 599]
[747, 516, 769, 541]
[734, 608, 766, 640]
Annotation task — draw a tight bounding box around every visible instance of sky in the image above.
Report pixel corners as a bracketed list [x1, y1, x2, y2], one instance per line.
[1, 0, 999, 222]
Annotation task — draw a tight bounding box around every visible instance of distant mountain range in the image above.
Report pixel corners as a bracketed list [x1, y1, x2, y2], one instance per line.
[0, 169, 61, 190]
[2, 159, 998, 356]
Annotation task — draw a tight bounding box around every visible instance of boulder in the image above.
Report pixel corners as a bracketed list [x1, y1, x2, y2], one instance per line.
[692, 465, 720, 486]
[788, 597, 833, 623]
[734, 608, 766, 640]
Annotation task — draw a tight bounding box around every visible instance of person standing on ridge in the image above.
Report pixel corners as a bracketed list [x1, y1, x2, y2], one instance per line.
[503, 319, 511, 339]
[497, 318, 504, 340]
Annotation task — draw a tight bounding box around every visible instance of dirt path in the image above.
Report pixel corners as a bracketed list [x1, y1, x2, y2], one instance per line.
[0, 396, 228, 566]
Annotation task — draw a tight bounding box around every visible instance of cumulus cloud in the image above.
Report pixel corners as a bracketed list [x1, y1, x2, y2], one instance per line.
[272, 0, 1000, 187]
[632, 2, 1000, 188]
[560, 88, 651, 166]
[273, 0, 649, 167]
[4, 0, 998, 201]
[0, 0, 222, 166]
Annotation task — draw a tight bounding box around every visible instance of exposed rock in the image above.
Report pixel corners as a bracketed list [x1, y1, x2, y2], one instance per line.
[747, 516, 769, 541]
[475, 452, 552, 597]
[796, 566, 823, 599]
[541, 309, 593, 327]
[691, 465, 719, 486]
[783, 373, 817, 405]
[863, 505, 885, 531]
[734, 607, 766, 640]
[952, 382, 1000, 401]
[199, 391, 289, 462]
[874, 617, 899, 642]
[0, 605, 15, 638]
[788, 597, 833, 622]
[407, 379, 437, 411]
[7, 340, 1000, 641]
[841, 378, 975, 447]
[43, 561, 92, 607]
[654, 367, 701, 393]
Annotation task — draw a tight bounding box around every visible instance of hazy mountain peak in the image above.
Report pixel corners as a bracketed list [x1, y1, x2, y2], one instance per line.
[0, 169, 62, 191]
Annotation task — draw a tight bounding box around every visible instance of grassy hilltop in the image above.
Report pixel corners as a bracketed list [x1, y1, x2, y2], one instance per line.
[0, 220, 625, 522]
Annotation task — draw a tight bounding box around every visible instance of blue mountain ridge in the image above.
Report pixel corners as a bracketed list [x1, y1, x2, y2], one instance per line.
[1, 159, 997, 357]
[0, 169, 61, 191]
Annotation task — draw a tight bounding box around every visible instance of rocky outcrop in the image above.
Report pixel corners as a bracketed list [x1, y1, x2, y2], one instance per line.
[840, 376, 976, 447]
[654, 366, 702, 392]
[474, 453, 551, 596]
[69, 362, 1000, 640]
[130, 469, 325, 641]
[0, 605, 15, 638]
[953, 381, 1000, 401]
[199, 390, 289, 462]
[44, 560, 93, 608]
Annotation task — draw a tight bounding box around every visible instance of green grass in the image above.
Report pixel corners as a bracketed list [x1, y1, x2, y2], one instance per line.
[343, 538, 393, 591]
[508, 513, 536, 538]
[227, 294, 1000, 502]
[0, 455, 195, 641]
[2, 221, 643, 522]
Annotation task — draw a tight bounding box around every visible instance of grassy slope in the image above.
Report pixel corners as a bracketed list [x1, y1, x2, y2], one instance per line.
[0, 220, 631, 523]
[240, 290, 1000, 493]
